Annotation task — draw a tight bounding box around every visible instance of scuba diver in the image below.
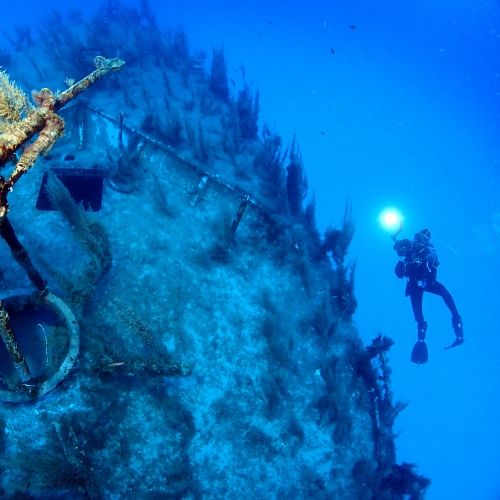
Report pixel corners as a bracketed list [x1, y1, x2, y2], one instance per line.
[392, 227, 464, 364]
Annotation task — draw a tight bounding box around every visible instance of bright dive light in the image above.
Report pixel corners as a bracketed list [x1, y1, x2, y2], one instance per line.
[379, 207, 403, 233]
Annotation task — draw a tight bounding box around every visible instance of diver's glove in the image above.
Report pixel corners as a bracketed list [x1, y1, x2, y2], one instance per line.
[394, 260, 406, 279]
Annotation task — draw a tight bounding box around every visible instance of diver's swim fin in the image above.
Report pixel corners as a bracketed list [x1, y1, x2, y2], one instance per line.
[411, 340, 428, 364]
[445, 337, 464, 350]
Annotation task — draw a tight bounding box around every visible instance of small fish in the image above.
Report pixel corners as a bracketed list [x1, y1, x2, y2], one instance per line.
[320, 131, 326, 136]
[107, 361, 125, 367]
[330, 47, 335, 56]
[350, 25, 357, 31]
[230, 78, 236, 86]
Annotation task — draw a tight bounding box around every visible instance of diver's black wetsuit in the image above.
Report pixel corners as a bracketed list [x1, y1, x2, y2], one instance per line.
[406, 278, 460, 332]
[394, 230, 463, 344]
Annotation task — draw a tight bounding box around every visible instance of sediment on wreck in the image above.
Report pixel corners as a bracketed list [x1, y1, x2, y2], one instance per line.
[0, 2, 428, 498]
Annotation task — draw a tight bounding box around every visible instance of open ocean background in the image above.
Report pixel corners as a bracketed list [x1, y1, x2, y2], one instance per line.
[3, 1, 500, 498]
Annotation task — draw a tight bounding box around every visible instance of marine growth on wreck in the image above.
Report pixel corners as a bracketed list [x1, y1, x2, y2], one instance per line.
[0, 2, 429, 498]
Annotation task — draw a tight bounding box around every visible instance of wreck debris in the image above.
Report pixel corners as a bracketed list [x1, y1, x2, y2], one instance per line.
[54, 418, 99, 498]
[190, 174, 209, 206]
[0, 56, 124, 395]
[0, 303, 32, 383]
[225, 194, 250, 248]
[359, 335, 429, 498]
[0, 56, 125, 219]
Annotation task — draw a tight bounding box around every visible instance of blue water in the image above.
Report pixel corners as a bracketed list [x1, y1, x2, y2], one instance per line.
[4, 1, 500, 498]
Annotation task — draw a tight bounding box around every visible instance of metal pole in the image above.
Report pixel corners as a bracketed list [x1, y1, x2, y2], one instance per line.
[0, 302, 31, 383]
[0, 217, 47, 293]
[225, 194, 250, 248]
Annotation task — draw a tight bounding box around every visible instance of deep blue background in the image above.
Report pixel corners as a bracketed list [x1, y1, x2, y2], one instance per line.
[4, 1, 500, 498]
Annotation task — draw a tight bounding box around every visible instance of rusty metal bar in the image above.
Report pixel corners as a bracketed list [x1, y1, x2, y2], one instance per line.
[0, 302, 31, 383]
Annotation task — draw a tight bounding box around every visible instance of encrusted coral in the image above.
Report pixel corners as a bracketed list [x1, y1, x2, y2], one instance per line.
[0, 56, 124, 220]
[0, 69, 30, 128]
[0, 56, 125, 400]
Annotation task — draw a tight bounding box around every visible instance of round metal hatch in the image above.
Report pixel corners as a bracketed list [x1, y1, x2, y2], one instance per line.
[0, 291, 79, 402]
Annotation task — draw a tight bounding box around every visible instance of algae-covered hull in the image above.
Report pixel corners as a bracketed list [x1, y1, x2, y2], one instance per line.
[0, 2, 427, 498]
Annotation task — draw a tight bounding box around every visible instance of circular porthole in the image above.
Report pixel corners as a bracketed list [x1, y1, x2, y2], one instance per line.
[0, 291, 79, 402]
